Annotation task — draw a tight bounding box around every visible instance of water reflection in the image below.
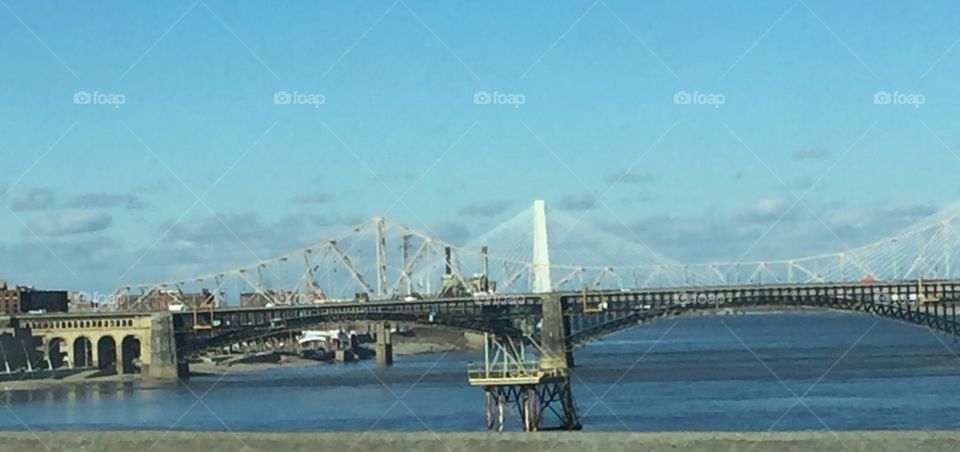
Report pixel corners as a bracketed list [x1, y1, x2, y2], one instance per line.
[1, 381, 142, 405]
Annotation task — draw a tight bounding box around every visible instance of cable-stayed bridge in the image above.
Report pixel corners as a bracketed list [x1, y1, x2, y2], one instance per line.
[116, 199, 960, 303]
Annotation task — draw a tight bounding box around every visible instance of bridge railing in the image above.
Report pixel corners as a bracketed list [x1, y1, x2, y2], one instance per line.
[467, 361, 540, 381]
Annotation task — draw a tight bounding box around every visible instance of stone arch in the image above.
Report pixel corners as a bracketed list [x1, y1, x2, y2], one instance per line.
[97, 336, 118, 373]
[121, 335, 141, 374]
[73, 337, 93, 368]
[47, 338, 66, 369]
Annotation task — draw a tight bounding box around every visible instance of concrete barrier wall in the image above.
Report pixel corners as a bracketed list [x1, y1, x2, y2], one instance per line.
[1, 431, 959, 452]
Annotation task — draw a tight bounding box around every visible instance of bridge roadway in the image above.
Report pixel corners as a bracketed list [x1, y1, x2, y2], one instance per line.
[176, 278, 960, 354]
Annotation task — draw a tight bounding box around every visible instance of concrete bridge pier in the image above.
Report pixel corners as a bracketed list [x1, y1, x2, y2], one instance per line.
[539, 293, 580, 430]
[148, 314, 184, 380]
[540, 294, 572, 368]
[375, 322, 393, 367]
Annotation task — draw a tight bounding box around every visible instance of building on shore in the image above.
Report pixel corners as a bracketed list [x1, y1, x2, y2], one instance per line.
[0, 281, 68, 314]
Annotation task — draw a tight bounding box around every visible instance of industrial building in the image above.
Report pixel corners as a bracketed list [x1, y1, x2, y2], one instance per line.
[0, 280, 68, 314]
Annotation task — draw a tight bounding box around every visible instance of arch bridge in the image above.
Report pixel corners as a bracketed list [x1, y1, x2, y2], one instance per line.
[108, 199, 960, 431]
[177, 279, 960, 349]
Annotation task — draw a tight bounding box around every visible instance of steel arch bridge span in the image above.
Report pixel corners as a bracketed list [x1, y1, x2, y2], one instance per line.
[176, 279, 960, 354]
[175, 296, 541, 354]
[565, 284, 960, 347]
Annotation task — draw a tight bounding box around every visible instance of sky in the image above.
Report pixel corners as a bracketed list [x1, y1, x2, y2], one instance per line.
[2, 0, 960, 293]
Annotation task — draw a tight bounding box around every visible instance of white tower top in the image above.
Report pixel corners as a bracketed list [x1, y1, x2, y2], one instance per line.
[532, 199, 552, 293]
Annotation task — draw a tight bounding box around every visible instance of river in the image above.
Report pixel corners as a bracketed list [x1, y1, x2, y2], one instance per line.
[2, 312, 959, 432]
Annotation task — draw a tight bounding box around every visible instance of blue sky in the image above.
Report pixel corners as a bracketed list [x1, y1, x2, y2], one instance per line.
[2, 0, 960, 292]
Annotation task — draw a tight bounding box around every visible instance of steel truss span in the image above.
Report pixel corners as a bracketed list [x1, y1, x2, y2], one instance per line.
[116, 201, 960, 305]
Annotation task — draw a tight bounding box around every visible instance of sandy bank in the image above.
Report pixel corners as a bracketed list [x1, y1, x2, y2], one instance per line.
[1, 430, 959, 452]
[189, 354, 321, 375]
[392, 326, 481, 355]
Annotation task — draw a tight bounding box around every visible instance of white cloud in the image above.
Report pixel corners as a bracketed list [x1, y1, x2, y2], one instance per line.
[459, 200, 511, 217]
[66, 192, 144, 210]
[30, 210, 112, 236]
[557, 192, 597, 211]
[11, 187, 54, 211]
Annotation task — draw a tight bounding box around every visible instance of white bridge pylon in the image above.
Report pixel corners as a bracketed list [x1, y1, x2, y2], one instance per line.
[532, 199, 552, 293]
[118, 200, 960, 306]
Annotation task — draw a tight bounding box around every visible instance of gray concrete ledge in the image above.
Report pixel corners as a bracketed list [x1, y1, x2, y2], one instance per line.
[1, 431, 960, 452]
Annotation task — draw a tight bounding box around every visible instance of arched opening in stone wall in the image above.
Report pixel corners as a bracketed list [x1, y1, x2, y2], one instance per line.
[73, 337, 93, 368]
[121, 336, 141, 374]
[97, 336, 117, 373]
[47, 338, 66, 369]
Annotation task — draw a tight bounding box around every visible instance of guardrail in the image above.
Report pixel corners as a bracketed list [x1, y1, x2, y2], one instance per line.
[467, 361, 540, 380]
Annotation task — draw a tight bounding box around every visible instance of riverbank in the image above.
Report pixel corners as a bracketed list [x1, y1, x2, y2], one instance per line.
[0, 371, 166, 392]
[0, 327, 477, 387]
[392, 326, 481, 355]
[1, 431, 959, 452]
[190, 354, 320, 375]
[189, 327, 477, 375]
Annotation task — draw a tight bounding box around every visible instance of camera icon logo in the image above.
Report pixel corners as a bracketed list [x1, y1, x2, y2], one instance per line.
[273, 91, 292, 105]
[673, 91, 692, 105]
[873, 91, 892, 105]
[73, 91, 92, 105]
[473, 90, 492, 105]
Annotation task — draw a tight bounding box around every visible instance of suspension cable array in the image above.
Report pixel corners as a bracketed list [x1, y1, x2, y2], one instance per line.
[116, 202, 960, 308]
